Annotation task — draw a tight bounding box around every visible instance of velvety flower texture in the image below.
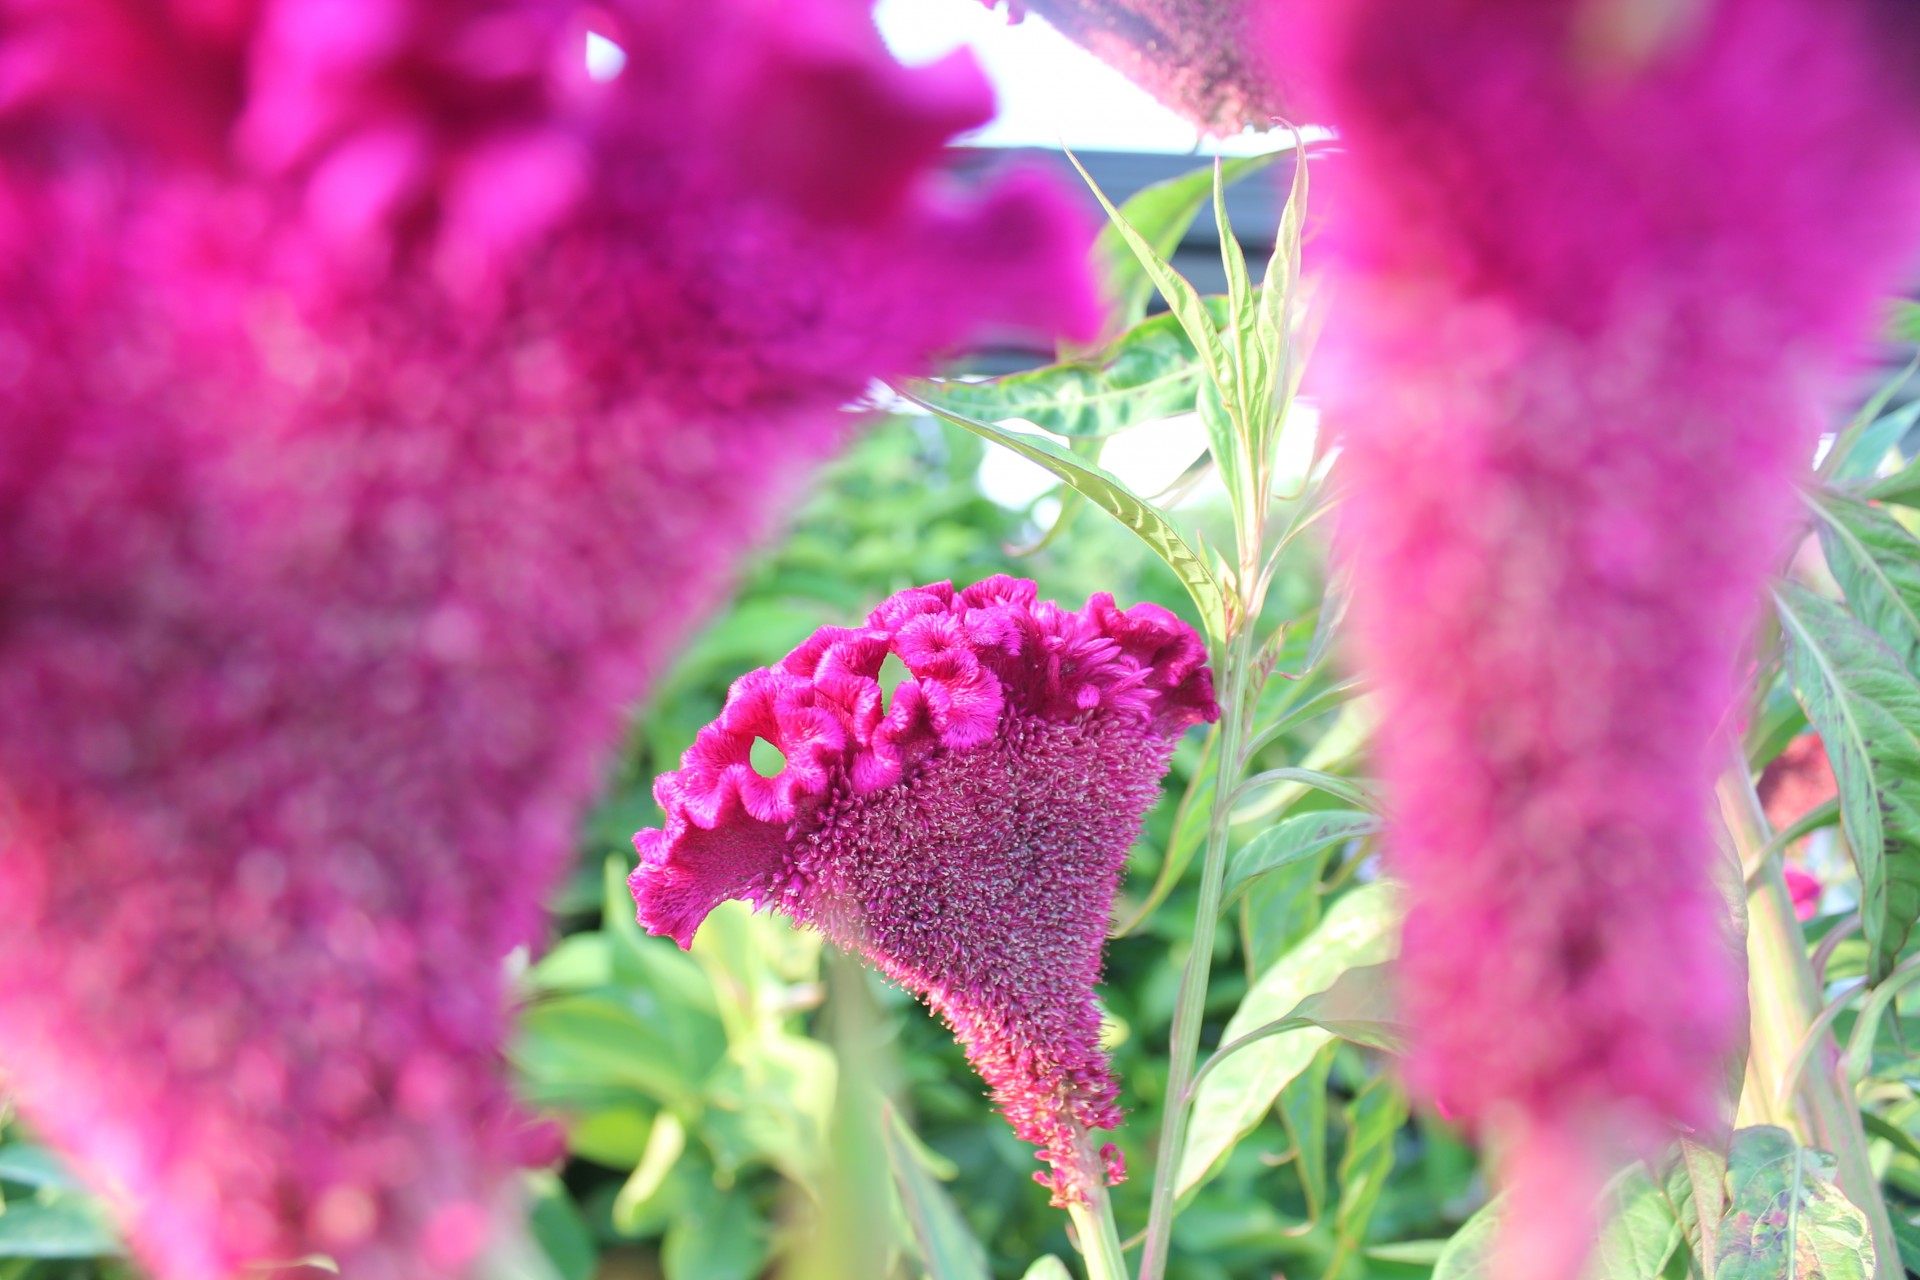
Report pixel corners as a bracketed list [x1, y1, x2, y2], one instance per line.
[631, 577, 1216, 1201]
[0, 3, 1096, 1278]
[1273, 0, 1920, 1275]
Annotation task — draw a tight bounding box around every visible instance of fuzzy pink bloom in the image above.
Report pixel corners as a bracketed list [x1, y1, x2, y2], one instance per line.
[0, 4, 1097, 1278]
[631, 577, 1215, 1202]
[1262, 0, 1920, 1274]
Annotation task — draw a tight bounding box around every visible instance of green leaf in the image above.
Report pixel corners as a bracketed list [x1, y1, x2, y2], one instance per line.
[1714, 1127, 1874, 1280]
[513, 991, 709, 1111]
[527, 1171, 598, 1280]
[612, 1113, 687, 1234]
[1212, 160, 1262, 498]
[1276, 1044, 1336, 1224]
[1808, 488, 1920, 667]
[1891, 300, 1920, 345]
[1433, 1169, 1678, 1280]
[0, 1203, 119, 1260]
[899, 387, 1228, 643]
[1589, 1171, 1682, 1280]
[1232, 766, 1381, 822]
[1179, 883, 1400, 1196]
[1676, 1137, 1729, 1275]
[1090, 151, 1278, 336]
[0, 1146, 81, 1195]
[1065, 150, 1242, 449]
[1888, 1213, 1920, 1276]
[882, 1106, 991, 1280]
[1432, 1197, 1503, 1280]
[1776, 584, 1920, 982]
[1830, 400, 1920, 484]
[1225, 809, 1381, 905]
[1020, 1259, 1076, 1280]
[662, 1183, 767, 1280]
[1334, 1077, 1407, 1252]
[1285, 962, 1409, 1055]
[903, 307, 1218, 439]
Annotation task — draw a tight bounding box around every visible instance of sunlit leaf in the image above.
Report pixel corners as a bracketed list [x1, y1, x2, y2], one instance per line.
[0, 1144, 82, 1194]
[1432, 1169, 1677, 1280]
[1715, 1127, 1874, 1280]
[883, 1105, 992, 1280]
[1277, 1044, 1336, 1224]
[1090, 151, 1278, 336]
[1178, 883, 1400, 1196]
[898, 387, 1228, 643]
[1776, 584, 1920, 982]
[1334, 1077, 1407, 1255]
[0, 1203, 120, 1260]
[904, 306, 1218, 439]
[1810, 488, 1920, 668]
[1225, 809, 1381, 905]
[1065, 150, 1243, 463]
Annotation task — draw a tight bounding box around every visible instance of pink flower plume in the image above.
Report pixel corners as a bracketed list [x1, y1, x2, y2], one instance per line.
[1260, 0, 1920, 1274]
[0, 3, 1098, 1277]
[631, 577, 1216, 1202]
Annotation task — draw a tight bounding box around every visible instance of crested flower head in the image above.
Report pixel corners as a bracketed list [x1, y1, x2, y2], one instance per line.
[632, 577, 1216, 1202]
[0, 3, 1098, 1278]
[1259, 0, 1920, 1275]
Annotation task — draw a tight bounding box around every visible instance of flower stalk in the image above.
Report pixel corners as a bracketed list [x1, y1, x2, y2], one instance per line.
[1138, 533, 1263, 1280]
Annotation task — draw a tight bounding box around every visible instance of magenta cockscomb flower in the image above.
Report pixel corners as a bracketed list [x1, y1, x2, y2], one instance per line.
[632, 577, 1215, 1201]
[1266, 0, 1920, 1275]
[0, 3, 1097, 1278]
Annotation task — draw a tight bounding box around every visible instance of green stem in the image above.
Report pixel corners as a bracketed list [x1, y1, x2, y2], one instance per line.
[1068, 1165, 1131, 1280]
[1720, 760, 1900, 1279]
[1137, 618, 1257, 1280]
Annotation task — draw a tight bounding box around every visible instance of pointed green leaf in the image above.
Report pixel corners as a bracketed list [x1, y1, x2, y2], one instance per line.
[883, 1106, 992, 1280]
[1808, 488, 1920, 668]
[1432, 1197, 1503, 1280]
[1433, 1169, 1678, 1280]
[1256, 135, 1311, 461]
[1091, 151, 1278, 336]
[1066, 150, 1242, 444]
[1178, 883, 1400, 1196]
[1714, 1127, 1874, 1280]
[1892, 300, 1920, 345]
[1213, 160, 1266, 468]
[1776, 583, 1920, 982]
[1830, 400, 1920, 484]
[898, 387, 1228, 643]
[1334, 1077, 1407, 1252]
[0, 1144, 82, 1194]
[0, 1203, 120, 1260]
[1225, 809, 1381, 905]
[1589, 1171, 1682, 1280]
[904, 306, 1219, 439]
[1277, 1044, 1336, 1224]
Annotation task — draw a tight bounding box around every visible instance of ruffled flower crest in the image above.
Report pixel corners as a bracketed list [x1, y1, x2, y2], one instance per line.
[633, 577, 1215, 1200]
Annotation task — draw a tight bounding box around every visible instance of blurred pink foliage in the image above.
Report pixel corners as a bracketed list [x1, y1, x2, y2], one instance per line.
[1263, 0, 1920, 1274]
[0, 2, 1096, 1277]
[632, 576, 1215, 1203]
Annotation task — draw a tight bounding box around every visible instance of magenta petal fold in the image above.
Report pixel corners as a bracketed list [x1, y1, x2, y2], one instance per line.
[0, 3, 1098, 1278]
[1265, 0, 1920, 1276]
[632, 577, 1216, 1201]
